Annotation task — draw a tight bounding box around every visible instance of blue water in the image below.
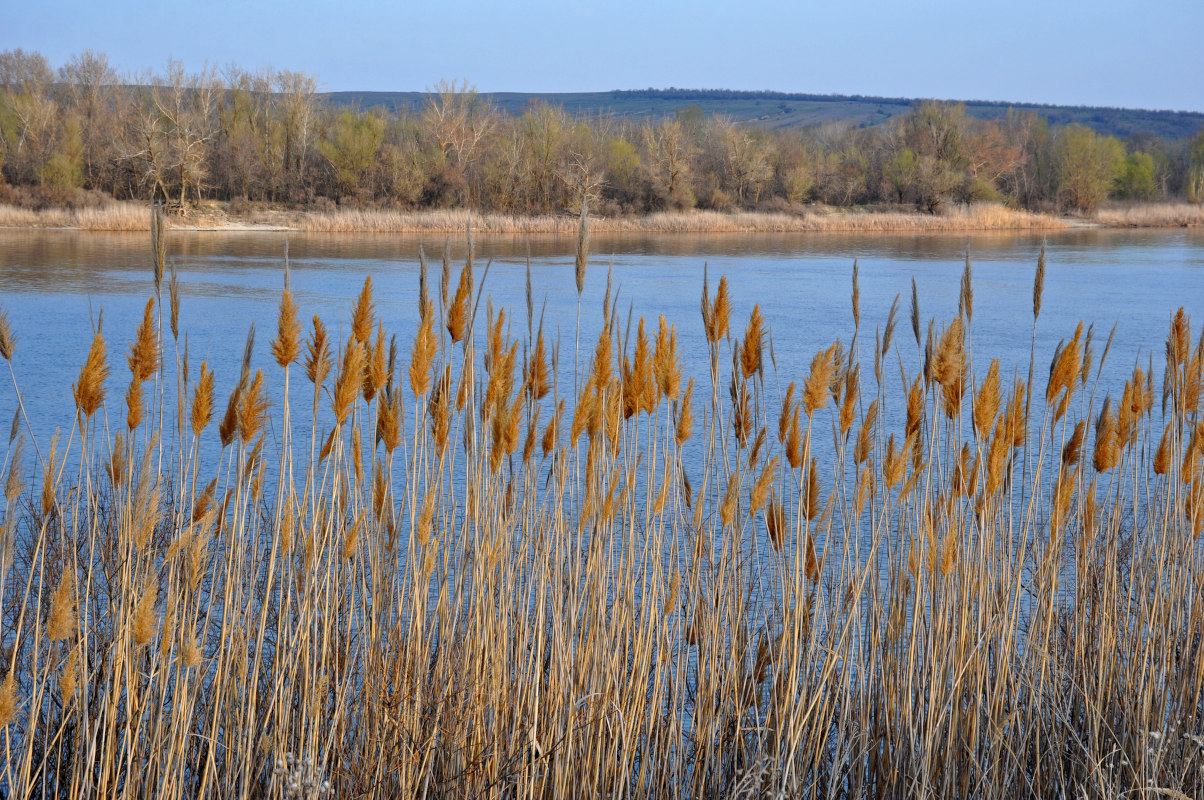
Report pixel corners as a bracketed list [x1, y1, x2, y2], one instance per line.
[1, 228, 1202, 506]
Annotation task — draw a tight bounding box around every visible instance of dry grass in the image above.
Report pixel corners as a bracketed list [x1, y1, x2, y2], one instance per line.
[289, 203, 1069, 233]
[1, 201, 1071, 233]
[0, 202, 148, 231]
[1095, 201, 1204, 228]
[8, 200, 1204, 234]
[1, 221, 1203, 799]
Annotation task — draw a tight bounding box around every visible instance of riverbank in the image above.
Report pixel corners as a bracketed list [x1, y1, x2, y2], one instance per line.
[1, 199, 1202, 234]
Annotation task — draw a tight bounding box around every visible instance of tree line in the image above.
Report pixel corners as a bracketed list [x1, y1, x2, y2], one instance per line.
[3, 49, 1203, 216]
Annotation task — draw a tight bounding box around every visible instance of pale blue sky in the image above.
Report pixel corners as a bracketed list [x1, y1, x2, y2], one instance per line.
[7, 0, 1203, 111]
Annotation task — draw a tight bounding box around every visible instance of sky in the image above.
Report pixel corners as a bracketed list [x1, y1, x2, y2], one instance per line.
[7, 0, 1204, 112]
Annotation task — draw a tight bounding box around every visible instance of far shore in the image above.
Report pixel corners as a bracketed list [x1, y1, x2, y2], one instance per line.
[2, 200, 1202, 235]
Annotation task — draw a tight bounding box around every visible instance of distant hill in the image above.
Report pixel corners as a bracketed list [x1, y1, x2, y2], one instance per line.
[323, 88, 1204, 141]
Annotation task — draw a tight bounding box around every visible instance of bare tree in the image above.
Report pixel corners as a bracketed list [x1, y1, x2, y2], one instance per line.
[642, 118, 695, 209]
[276, 70, 318, 194]
[152, 60, 223, 209]
[59, 50, 119, 188]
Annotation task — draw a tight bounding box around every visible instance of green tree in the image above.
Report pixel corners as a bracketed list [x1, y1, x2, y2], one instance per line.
[44, 113, 85, 189]
[319, 110, 385, 195]
[885, 149, 918, 203]
[1052, 124, 1124, 213]
[1115, 152, 1156, 200]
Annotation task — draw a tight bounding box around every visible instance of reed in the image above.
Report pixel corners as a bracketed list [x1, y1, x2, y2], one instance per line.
[1, 221, 1203, 800]
[1094, 201, 1204, 228]
[0, 202, 1074, 233]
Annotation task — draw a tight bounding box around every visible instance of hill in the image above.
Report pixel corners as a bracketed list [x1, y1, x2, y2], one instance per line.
[324, 88, 1204, 140]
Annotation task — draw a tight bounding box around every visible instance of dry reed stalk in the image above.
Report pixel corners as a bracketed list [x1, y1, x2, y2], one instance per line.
[5, 221, 1204, 800]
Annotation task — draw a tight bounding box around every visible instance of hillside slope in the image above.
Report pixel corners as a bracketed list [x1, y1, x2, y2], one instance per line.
[325, 89, 1204, 140]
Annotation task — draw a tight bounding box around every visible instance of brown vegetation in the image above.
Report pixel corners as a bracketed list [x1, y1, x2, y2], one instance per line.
[2, 48, 1203, 221]
[1, 169, 1204, 800]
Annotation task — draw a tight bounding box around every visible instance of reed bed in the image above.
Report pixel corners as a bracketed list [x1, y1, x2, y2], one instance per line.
[1, 202, 1069, 234]
[1, 211, 1203, 800]
[274, 203, 1070, 234]
[1094, 202, 1204, 228]
[0, 202, 148, 231]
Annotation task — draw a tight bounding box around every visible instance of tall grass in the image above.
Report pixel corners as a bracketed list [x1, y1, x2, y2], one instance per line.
[1, 202, 1070, 234]
[1, 213, 1203, 800]
[246, 204, 1074, 234]
[1094, 202, 1204, 228]
[0, 202, 148, 231]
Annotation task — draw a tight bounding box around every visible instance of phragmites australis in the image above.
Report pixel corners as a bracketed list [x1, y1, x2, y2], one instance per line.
[960, 251, 973, 323]
[851, 259, 860, 329]
[127, 298, 161, 384]
[802, 344, 837, 417]
[740, 305, 764, 380]
[237, 369, 269, 444]
[271, 284, 301, 368]
[653, 315, 681, 401]
[305, 316, 332, 387]
[575, 194, 590, 296]
[710, 277, 731, 344]
[1034, 242, 1047, 321]
[409, 306, 438, 397]
[447, 265, 471, 344]
[191, 362, 214, 437]
[0, 307, 13, 362]
[73, 331, 109, 420]
[333, 342, 365, 425]
[973, 359, 1001, 440]
[350, 276, 374, 345]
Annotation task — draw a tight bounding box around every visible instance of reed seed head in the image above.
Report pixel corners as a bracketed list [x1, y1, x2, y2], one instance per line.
[1034, 242, 1047, 321]
[127, 298, 161, 384]
[238, 369, 269, 444]
[271, 287, 301, 367]
[350, 276, 375, 345]
[333, 342, 365, 425]
[303, 316, 332, 387]
[73, 331, 109, 420]
[0, 308, 12, 362]
[740, 305, 764, 380]
[575, 194, 590, 296]
[0, 674, 15, 727]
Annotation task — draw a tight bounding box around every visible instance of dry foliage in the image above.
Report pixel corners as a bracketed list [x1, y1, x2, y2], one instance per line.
[0, 221, 1203, 800]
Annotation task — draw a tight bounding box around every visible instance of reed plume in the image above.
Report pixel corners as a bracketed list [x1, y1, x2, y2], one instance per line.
[127, 298, 161, 384]
[305, 316, 332, 386]
[190, 362, 214, 437]
[0, 309, 13, 363]
[802, 344, 836, 416]
[1034, 242, 1047, 320]
[333, 342, 365, 425]
[271, 286, 301, 367]
[740, 305, 764, 380]
[447, 265, 471, 343]
[350, 277, 375, 345]
[237, 370, 269, 444]
[73, 331, 109, 420]
[708, 276, 731, 343]
[575, 194, 590, 296]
